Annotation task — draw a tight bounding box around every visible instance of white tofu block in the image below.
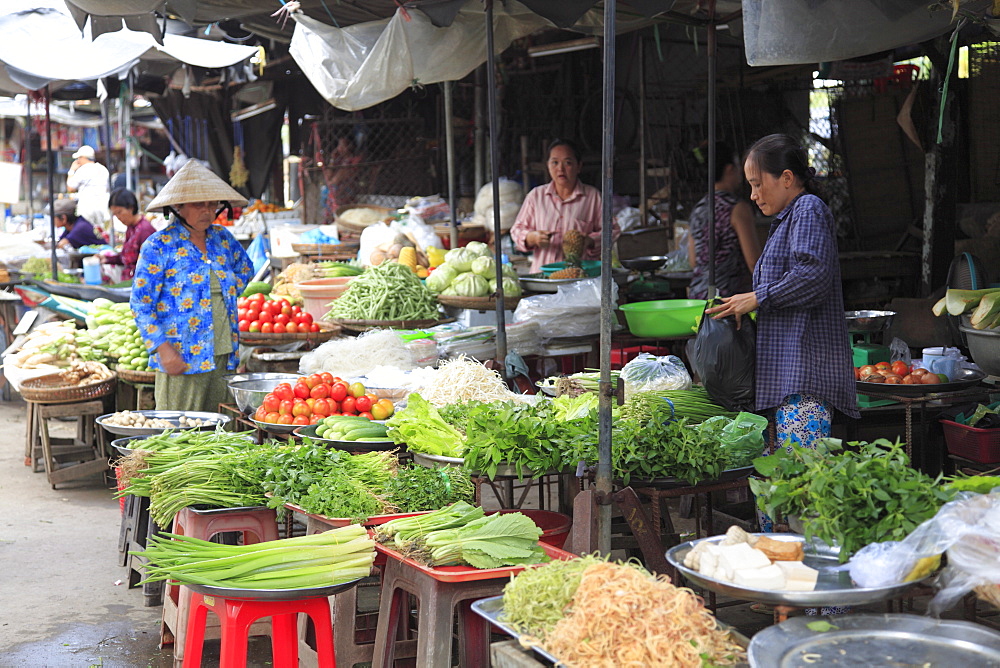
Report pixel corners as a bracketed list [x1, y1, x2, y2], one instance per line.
[715, 542, 771, 575]
[733, 564, 787, 589]
[775, 560, 819, 591]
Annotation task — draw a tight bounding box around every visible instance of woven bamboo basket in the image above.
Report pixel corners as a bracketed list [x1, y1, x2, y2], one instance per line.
[116, 366, 156, 384]
[437, 294, 521, 312]
[238, 323, 341, 346]
[335, 205, 393, 235]
[330, 317, 452, 333]
[20, 372, 117, 404]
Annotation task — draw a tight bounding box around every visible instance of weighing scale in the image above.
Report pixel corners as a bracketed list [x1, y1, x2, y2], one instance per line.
[846, 310, 896, 407]
[619, 256, 675, 302]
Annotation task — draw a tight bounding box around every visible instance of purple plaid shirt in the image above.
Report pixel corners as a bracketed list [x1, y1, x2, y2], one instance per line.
[753, 193, 859, 418]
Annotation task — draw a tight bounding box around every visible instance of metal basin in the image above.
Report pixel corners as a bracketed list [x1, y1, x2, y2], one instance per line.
[620, 255, 669, 273]
[228, 377, 298, 415]
[222, 372, 300, 385]
[845, 310, 895, 332]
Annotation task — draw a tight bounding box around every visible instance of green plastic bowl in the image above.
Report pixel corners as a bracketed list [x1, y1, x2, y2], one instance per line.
[618, 299, 706, 338]
[541, 260, 602, 278]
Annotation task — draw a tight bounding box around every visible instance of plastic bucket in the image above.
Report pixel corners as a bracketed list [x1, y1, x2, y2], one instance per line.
[297, 277, 355, 322]
[493, 509, 572, 549]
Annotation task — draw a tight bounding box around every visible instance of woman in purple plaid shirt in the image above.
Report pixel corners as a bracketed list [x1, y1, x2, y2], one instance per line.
[707, 134, 858, 512]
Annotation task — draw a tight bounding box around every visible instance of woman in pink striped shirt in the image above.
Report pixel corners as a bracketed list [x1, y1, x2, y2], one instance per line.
[511, 139, 620, 273]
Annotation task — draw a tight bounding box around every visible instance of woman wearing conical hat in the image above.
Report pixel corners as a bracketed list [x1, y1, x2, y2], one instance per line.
[130, 159, 254, 412]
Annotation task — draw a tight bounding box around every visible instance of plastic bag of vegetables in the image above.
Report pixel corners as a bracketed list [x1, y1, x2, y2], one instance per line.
[620, 353, 691, 400]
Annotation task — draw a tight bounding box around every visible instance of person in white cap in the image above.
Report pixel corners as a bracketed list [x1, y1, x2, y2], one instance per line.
[130, 159, 253, 413]
[66, 145, 111, 228]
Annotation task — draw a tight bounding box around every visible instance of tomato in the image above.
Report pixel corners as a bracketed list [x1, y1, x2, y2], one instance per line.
[238, 319, 250, 332]
[238, 308, 249, 321]
[305, 397, 316, 409]
[257, 310, 273, 324]
[254, 405, 267, 421]
[854, 367, 861, 381]
[263, 411, 281, 423]
[249, 320, 261, 333]
[309, 323, 320, 333]
[277, 413, 294, 425]
[274, 313, 290, 326]
[292, 305, 302, 316]
[278, 399, 294, 415]
[902, 374, 917, 384]
[293, 382, 311, 400]
[285, 322, 298, 334]
[859, 365, 878, 377]
[330, 382, 348, 402]
[310, 383, 330, 400]
[308, 414, 322, 425]
[292, 402, 311, 417]
[272, 322, 286, 334]
[262, 394, 281, 413]
[273, 383, 294, 402]
[312, 398, 330, 416]
[884, 375, 902, 384]
[920, 373, 940, 384]
[376, 398, 394, 417]
[293, 415, 310, 426]
[349, 382, 366, 398]
[326, 400, 339, 414]
[355, 395, 372, 413]
[246, 308, 260, 322]
[875, 361, 891, 370]
[891, 360, 908, 377]
[249, 292, 266, 304]
[341, 396, 356, 414]
[261, 322, 274, 334]
[320, 372, 334, 384]
[370, 403, 390, 420]
[359, 411, 374, 420]
[297, 312, 314, 327]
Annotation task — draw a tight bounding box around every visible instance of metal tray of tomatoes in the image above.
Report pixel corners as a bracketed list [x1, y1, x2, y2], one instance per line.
[857, 368, 986, 396]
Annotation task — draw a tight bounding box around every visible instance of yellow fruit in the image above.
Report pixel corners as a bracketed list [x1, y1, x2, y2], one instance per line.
[427, 247, 446, 268]
[904, 554, 941, 582]
[549, 266, 586, 279]
[416, 266, 429, 278]
[398, 246, 417, 272]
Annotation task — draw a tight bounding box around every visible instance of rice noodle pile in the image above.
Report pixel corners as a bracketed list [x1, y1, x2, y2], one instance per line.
[299, 329, 417, 378]
[420, 355, 524, 406]
[537, 562, 745, 667]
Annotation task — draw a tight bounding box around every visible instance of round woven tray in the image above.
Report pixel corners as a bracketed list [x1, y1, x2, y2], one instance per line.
[20, 373, 117, 404]
[437, 294, 521, 311]
[292, 242, 360, 259]
[116, 366, 156, 384]
[330, 317, 452, 333]
[335, 205, 393, 235]
[238, 323, 341, 346]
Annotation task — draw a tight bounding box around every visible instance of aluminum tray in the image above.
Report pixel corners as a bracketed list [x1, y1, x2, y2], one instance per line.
[748, 614, 1000, 667]
[666, 534, 927, 608]
[471, 596, 560, 664]
[251, 418, 299, 435]
[111, 431, 255, 457]
[519, 275, 587, 293]
[96, 410, 230, 436]
[856, 367, 985, 396]
[292, 424, 397, 451]
[183, 577, 364, 602]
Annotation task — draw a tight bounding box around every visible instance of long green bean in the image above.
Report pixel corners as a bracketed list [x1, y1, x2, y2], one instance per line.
[327, 261, 439, 321]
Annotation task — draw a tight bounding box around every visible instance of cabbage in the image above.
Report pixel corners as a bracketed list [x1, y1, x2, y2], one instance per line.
[488, 276, 522, 297]
[444, 248, 475, 272]
[464, 241, 491, 257]
[471, 256, 495, 278]
[501, 263, 518, 278]
[451, 272, 490, 297]
[425, 264, 458, 293]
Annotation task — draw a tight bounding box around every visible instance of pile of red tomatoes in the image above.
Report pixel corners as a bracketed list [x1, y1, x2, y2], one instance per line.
[253, 374, 396, 426]
[237, 293, 320, 334]
[854, 360, 947, 385]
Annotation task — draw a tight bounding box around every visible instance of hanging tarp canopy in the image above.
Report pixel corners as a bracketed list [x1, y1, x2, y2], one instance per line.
[0, 2, 257, 94]
[742, 0, 992, 66]
[286, 0, 675, 111]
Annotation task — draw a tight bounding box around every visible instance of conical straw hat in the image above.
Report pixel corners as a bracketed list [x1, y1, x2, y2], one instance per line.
[147, 159, 248, 211]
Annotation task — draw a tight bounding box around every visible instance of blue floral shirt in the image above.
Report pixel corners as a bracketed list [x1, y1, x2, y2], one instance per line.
[130, 221, 253, 374]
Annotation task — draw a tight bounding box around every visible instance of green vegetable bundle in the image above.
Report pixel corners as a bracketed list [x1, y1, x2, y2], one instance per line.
[137, 525, 375, 589]
[620, 387, 735, 423]
[327, 261, 439, 321]
[385, 393, 467, 457]
[749, 438, 952, 561]
[501, 555, 605, 638]
[317, 261, 364, 278]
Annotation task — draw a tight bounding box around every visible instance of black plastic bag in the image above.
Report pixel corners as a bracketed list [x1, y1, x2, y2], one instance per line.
[689, 302, 756, 412]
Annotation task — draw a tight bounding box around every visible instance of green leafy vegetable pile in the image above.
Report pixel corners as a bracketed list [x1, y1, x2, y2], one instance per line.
[749, 438, 953, 561]
[21, 256, 79, 283]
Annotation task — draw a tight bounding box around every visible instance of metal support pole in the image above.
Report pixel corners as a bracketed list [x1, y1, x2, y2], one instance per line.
[102, 93, 115, 247]
[638, 35, 647, 227]
[125, 72, 135, 193]
[24, 110, 33, 221]
[45, 87, 57, 281]
[596, 0, 617, 557]
[444, 81, 459, 249]
[474, 66, 485, 193]
[706, 3, 718, 298]
[520, 135, 529, 199]
[484, 0, 508, 374]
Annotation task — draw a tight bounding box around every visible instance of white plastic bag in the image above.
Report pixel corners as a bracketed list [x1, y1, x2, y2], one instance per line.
[512, 277, 616, 341]
[357, 221, 397, 267]
[620, 353, 692, 400]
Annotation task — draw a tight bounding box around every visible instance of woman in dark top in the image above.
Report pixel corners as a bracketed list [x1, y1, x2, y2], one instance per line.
[103, 188, 156, 280]
[52, 198, 104, 249]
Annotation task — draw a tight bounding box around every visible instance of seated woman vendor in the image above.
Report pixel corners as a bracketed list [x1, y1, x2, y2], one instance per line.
[51, 197, 104, 249]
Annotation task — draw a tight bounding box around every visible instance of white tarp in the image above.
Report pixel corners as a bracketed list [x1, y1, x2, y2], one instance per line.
[742, 0, 989, 66]
[290, 2, 570, 111]
[0, 4, 256, 93]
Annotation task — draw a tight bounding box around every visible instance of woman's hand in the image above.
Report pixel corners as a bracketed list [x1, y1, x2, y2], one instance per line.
[526, 230, 552, 248]
[705, 291, 759, 329]
[156, 343, 187, 376]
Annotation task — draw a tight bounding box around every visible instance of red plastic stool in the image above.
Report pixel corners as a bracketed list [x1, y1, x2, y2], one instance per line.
[162, 507, 280, 661]
[183, 590, 336, 668]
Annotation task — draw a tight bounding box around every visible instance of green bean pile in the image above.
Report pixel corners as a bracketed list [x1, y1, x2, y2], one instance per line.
[327, 261, 440, 321]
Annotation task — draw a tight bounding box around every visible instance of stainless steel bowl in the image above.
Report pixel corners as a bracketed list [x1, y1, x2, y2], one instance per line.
[960, 325, 1000, 376]
[222, 372, 300, 385]
[97, 410, 230, 437]
[845, 310, 896, 332]
[228, 378, 297, 415]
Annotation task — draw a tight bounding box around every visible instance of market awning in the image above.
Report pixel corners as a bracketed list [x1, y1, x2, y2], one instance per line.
[0, 2, 258, 94]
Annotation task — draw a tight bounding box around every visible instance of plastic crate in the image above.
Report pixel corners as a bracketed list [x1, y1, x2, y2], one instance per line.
[941, 419, 1000, 464]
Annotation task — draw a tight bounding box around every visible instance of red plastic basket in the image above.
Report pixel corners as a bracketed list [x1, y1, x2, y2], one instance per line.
[941, 419, 1000, 464]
